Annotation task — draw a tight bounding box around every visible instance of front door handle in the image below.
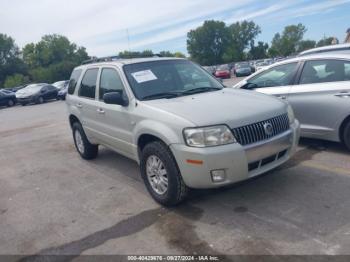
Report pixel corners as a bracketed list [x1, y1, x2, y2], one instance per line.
[277, 95, 287, 100]
[76, 103, 82, 108]
[97, 108, 105, 114]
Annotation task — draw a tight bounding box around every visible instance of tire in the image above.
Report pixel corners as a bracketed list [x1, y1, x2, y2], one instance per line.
[140, 141, 188, 206]
[7, 100, 14, 107]
[36, 96, 44, 104]
[72, 122, 98, 160]
[342, 121, 350, 151]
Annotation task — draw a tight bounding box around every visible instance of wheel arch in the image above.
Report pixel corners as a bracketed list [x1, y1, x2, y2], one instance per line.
[339, 115, 350, 143]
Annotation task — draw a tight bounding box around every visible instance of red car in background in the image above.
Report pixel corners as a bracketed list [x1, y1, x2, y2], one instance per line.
[214, 64, 231, 79]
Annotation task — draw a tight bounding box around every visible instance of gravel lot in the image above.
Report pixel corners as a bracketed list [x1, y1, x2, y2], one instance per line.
[1, 86, 350, 256]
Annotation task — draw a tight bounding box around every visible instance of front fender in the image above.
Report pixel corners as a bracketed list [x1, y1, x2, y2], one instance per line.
[133, 120, 183, 146]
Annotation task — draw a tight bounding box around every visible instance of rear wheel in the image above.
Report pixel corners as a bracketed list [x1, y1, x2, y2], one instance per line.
[72, 122, 98, 160]
[140, 141, 188, 206]
[342, 121, 350, 151]
[7, 100, 15, 107]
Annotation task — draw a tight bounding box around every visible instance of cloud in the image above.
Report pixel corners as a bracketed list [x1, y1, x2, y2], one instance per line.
[0, 0, 349, 56]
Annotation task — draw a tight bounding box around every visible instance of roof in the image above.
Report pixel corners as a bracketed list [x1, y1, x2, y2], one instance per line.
[299, 43, 350, 56]
[262, 52, 350, 70]
[78, 57, 185, 69]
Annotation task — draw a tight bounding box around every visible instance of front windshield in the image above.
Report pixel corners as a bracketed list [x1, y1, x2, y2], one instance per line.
[236, 63, 249, 68]
[24, 84, 44, 92]
[123, 60, 223, 100]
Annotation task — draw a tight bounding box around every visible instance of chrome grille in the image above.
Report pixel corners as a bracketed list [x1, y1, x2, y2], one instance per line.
[232, 114, 290, 146]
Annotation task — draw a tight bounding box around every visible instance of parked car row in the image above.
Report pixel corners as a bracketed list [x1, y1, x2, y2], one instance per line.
[0, 80, 69, 108]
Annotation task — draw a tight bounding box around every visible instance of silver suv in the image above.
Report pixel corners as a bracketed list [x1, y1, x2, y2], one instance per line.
[66, 57, 300, 206]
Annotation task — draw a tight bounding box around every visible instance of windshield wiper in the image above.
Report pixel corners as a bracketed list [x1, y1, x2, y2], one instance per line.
[181, 87, 222, 95]
[142, 92, 182, 100]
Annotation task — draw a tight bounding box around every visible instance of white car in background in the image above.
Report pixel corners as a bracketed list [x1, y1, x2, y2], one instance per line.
[233, 53, 350, 150]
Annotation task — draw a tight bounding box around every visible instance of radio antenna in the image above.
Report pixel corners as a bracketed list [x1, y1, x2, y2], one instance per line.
[126, 28, 131, 59]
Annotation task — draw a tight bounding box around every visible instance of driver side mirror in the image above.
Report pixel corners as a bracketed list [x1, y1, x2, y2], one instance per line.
[241, 82, 257, 90]
[103, 92, 129, 106]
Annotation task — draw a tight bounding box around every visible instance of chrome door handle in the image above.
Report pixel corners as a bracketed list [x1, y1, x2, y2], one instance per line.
[97, 108, 105, 114]
[335, 92, 350, 98]
[277, 95, 287, 100]
[76, 103, 82, 108]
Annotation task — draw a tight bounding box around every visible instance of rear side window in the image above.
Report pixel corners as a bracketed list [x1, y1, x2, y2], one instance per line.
[300, 60, 350, 84]
[79, 69, 98, 99]
[99, 68, 125, 100]
[68, 69, 82, 95]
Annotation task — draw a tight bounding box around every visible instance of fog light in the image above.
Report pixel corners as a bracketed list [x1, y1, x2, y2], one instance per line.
[211, 169, 226, 182]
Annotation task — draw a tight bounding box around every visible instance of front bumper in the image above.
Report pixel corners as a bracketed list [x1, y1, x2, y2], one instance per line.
[170, 120, 300, 189]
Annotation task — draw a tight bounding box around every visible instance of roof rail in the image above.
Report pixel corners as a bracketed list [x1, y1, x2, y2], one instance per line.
[81, 55, 121, 65]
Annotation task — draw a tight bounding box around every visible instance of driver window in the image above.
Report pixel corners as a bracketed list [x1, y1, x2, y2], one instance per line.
[248, 62, 298, 88]
[99, 68, 125, 101]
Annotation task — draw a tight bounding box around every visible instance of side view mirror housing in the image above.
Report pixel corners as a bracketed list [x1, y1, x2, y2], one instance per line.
[103, 92, 129, 106]
[241, 82, 258, 90]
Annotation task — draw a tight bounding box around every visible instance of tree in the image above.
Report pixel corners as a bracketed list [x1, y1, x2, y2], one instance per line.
[316, 37, 334, 47]
[248, 41, 269, 60]
[269, 23, 307, 57]
[118, 50, 154, 58]
[0, 34, 26, 87]
[297, 40, 316, 53]
[187, 20, 230, 65]
[225, 21, 261, 62]
[174, 52, 186, 58]
[4, 74, 29, 88]
[23, 34, 89, 82]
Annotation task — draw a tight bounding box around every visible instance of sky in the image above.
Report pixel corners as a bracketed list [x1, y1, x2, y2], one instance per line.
[0, 0, 350, 57]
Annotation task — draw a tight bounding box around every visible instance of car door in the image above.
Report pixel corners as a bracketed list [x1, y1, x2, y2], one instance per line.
[94, 66, 135, 158]
[47, 85, 57, 99]
[287, 59, 350, 139]
[0, 92, 5, 106]
[76, 68, 101, 141]
[242, 62, 300, 100]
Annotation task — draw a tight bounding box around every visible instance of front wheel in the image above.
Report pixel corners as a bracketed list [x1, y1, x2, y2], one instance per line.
[342, 121, 350, 151]
[36, 96, 44, 104]
[140, 141, 188, 206]
[72, 122, 98, 160]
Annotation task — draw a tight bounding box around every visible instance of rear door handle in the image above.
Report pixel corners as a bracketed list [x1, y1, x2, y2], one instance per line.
[76, 103, 82, 108]
[97, 108, 105, 114]
[277, 95, 287, 100]
[335, 92, 350, 98]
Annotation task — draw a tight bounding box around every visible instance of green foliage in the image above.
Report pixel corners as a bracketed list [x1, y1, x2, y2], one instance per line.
[225, 21, 261, 62]
[297, 40, 316, 53]
[0, 33, 26, 87]
[248, 41, 269, 60]
[187, 20, 230, 65]
[4, 74, 29, 88]
[316, 37, 334, 47]
[22, 34, 89, 82]
[269, 23, 307, 57]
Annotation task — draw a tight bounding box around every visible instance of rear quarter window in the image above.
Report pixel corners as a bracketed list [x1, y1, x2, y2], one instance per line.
[68, 69, 82, 95]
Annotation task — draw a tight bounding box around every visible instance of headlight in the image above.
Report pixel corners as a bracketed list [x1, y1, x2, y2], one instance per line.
[183, 125, 236, 147]
[287, 104, 295, 125]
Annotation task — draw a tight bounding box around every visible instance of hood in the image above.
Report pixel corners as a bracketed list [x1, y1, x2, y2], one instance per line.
[16, 89, 38, 98]
[142, 89, 287, 128]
